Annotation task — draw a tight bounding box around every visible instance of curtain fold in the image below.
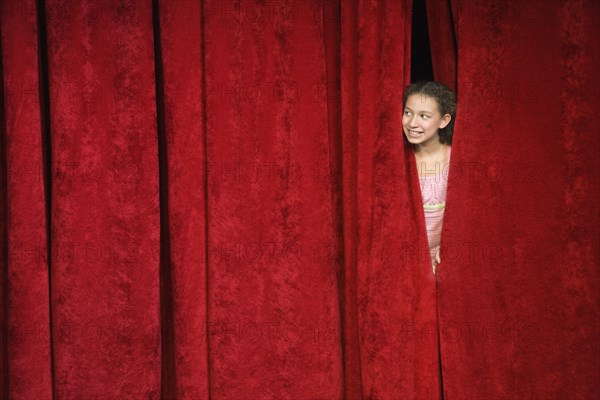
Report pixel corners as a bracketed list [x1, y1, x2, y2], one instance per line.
[1, 1, 53, 398]
[338, 0, 443, 398]
[1, 0, 598, 399]
[44, 1, 162, 398]
[200, 0, 343, 398]
[154, 1, 208, 398]
[425, 0, 456, 91]
[439, 1, 600, 398]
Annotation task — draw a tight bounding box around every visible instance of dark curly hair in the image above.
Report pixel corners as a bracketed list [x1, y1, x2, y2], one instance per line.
[402, 81, 457, 145]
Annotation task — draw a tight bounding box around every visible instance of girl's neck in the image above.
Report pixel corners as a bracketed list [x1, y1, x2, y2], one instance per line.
[415, 139, 446, 156]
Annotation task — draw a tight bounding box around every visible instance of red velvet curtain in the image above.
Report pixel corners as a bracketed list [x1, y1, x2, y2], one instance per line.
[429, 1, 600, 399]
[1, 1, 598, 399]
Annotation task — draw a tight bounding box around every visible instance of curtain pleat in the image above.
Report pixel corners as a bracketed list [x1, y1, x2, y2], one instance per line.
[43, 1, 161, 398]
[0, 1, 53, 398]
[339, 0, 442, 398]
[439, 1, 600, 398]
[200, 0, 343, 397]
[425, 0, 457, 91]
[153, 1, 209, 398]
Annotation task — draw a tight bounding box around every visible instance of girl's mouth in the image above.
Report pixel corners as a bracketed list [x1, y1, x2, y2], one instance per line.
[408, 129, 423, 137]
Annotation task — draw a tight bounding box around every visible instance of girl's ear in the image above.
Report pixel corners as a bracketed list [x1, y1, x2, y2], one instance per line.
[439, 114, 451, 129]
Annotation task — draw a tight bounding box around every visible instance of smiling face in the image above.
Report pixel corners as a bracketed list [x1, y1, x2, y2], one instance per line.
[402, 93, 451, 147]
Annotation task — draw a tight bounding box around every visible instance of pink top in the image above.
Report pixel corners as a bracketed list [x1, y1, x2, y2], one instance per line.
[418, 145, 451, 263]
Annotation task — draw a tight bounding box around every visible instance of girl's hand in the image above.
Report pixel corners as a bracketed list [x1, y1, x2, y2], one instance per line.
[432, 246, 441, 274]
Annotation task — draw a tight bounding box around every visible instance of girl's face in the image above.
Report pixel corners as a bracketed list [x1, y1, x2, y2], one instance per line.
[402, 93, 451, 147]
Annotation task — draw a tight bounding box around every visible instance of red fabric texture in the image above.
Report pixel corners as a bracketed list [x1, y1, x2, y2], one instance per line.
[1, 2, 54, 398]
[338, 1, 441, 398]
[436, 1, 600, 399]
[0, 1, 598, 399]
[425, 0, 456, 91]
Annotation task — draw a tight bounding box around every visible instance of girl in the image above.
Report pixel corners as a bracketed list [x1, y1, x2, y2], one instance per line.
[402, 81, 457, 275]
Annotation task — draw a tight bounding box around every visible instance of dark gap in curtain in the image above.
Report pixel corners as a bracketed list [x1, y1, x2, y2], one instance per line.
[35, 0, 55, 398]
[338, 0, 363, 398]
[410, 0, 433, 81]
[199, 2, 211, 397]
[151, 0, 177, 398]
[425, 0, 457, 90]
[435, 298, 444, 399]
[0, 11, 8, 399]
[445, 0, 458, 87]
[322, 0, 347, 395]
[321, 0, 346, 386]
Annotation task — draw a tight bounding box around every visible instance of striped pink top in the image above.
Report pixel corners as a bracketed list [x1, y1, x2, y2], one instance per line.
[418, 145, 451, 263]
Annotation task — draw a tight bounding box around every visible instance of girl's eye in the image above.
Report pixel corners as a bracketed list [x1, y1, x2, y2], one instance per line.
[421, 114, 430, 119]
[404, 110, 410, 115]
